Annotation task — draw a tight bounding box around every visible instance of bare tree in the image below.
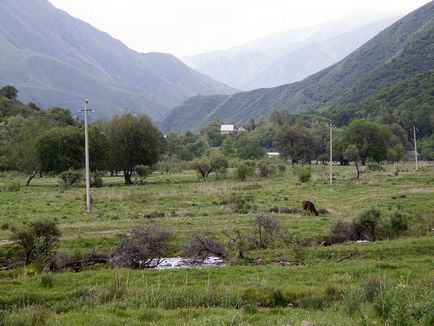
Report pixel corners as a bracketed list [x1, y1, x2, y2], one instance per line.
[183, 233, 225, 261]
[253, 213, 281, 248]
[109, 226, 172, 269]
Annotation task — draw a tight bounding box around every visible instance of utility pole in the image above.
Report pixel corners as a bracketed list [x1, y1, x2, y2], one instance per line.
[83, 99, 91, 213]
[413, 124, 418, 171]
[329, 123, 333, 184]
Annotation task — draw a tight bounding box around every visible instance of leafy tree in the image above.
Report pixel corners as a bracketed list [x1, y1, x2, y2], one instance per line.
[221, 137, 235, 156]
[36, 126, 84, 174]
[10, 220, 61, 264]
[88, 125, 109, 171]
[0, 85, 18, 101]
[108, 112, 160, 184]
[200, 119, 223, 147]
[344, 144, 361, 180]
[1, 116, 54, 185]
[236, 136, 266, 160]
[191, 152, 228, 181]
[273, 125, 315, 163]
[341, 120, 389, 165]
[46, 107, 76, 126]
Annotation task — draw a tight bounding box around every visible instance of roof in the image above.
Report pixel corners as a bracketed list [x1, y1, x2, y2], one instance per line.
[220, 124, 235, 132]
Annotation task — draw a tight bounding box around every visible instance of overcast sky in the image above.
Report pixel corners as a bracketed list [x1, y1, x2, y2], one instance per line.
[48, 0, 431, 56]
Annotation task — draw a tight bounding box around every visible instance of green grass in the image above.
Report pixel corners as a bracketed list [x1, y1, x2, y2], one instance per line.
[0, 163, 433, 325]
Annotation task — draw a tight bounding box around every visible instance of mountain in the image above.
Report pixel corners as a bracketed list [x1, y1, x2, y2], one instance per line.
[0, 0, 235, 120]
[183, 15, 399, 90]
[245, 18, 398, 90]
[160, 1, 434, 133]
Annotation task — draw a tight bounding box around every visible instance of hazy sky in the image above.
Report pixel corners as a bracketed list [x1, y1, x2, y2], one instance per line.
[48, 0, 431, 56]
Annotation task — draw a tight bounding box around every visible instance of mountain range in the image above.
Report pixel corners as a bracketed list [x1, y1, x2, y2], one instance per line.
[183, 15, 400, 90]
[160, 1, 434, 133]
[0, 0, 235, 120]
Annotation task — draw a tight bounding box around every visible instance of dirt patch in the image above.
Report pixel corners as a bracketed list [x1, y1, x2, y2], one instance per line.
[401, 188, 434, 194]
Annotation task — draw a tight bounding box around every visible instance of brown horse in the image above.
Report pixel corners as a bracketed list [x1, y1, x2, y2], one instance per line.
[302, 200, 319, 216]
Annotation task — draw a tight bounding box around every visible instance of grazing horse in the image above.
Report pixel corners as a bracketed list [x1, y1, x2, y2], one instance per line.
[302, 200, 319, 216]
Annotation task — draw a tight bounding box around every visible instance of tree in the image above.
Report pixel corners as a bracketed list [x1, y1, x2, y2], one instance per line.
[108, 112, 161, 184]
[11, 220, 61, 264]
[0, 85, 18, 101]
[46, 107, 76, 126]
[344, 144, 361, 180]
[36, 126, 84, 174]
[88, 125, 109, 171]
[273, 125, 315, 163]
[191, 152, 228, 180]
[236, 136, 266, 160]
[341, 120, 389, 165]
[1, 116, 53, 185]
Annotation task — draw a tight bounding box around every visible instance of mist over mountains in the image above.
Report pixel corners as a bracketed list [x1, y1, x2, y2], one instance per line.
[160, 1, 434, 132]
[0, 0, 235, 120]
[183, 15, 400, 90]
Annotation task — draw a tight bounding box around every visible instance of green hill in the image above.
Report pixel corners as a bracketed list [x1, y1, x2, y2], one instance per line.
[159, 1, 434, 132]
[0, 0, 235, 120]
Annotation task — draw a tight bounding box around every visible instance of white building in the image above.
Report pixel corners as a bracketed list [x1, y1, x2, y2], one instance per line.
[220, 124, 235, 134]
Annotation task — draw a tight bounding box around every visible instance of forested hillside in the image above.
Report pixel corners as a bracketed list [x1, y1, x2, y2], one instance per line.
[160, 1, 434, 132]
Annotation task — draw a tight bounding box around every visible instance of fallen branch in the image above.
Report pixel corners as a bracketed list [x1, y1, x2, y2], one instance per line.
[336, 251, 357, 263]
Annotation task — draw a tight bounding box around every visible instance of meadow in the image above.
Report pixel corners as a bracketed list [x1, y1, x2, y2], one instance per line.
[0, 163, 433, 325]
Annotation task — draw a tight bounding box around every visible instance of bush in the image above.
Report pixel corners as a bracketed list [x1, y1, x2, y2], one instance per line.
[192, 153, 228, 181]
[257, 161, 276, 177]
[134, 165, 152, 178]
[252, 213, 282, 248]
[10, 220, 61, 264]
[59, 170, 83, 188]
[390, 211, 408, 236]
[367, 163, 385, 172]
[183, 233, 225, 260]
[295, 166, 311, 183]
[326, 222, 363, 245]
[277, 164, 287, 175]
[235, 163, 255, 181]
[91, 171, 105, 188]
[228, 193, 256, 214]
[109, 226, 172, 269]
[357, 208, 381, 241]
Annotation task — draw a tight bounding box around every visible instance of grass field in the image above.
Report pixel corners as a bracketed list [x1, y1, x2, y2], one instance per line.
[0, 163, 433, 325]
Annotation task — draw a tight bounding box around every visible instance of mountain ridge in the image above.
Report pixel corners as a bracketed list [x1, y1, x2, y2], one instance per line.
[0, 0, 235, 120]
[160, 1, 434, 132]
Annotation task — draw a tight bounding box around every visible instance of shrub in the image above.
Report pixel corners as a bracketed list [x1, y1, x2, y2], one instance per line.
[235, 163, 255, 181]
[10, 220, 61, 264]
[390, 211, 408, 236]
[183, 233, 225, 260]
[134, 165, 152, 178]
[295, 166, 312, 183]
[91, 171, 105, 188]
[277, 164, 287, 175]
[109, 226, 172, 269]
[192, 153, 228, 181]
[134, 165, 152, 184]
[257, 161, 276, 177]
[252, 213, 282, 248]
[367, 163, 385, 172]
[325, 222, 363, 245]
[357, 208, 381, 241]
[59, 170, 83, 188]
[228, 193, 256, 214]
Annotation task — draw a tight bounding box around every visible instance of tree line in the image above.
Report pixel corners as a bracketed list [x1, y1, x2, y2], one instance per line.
[1, 84, 432, 185]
